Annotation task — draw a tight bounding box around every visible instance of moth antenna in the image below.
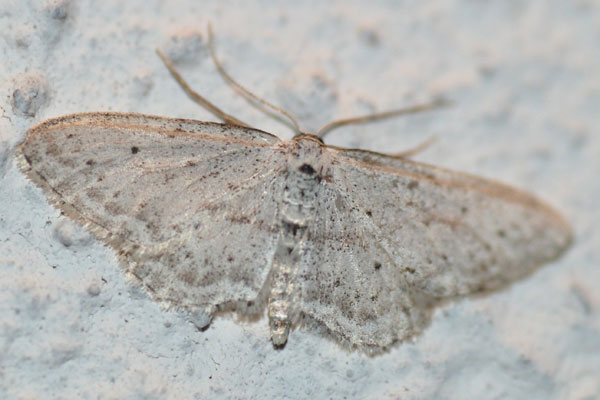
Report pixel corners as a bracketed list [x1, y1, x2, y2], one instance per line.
[316, 98, 452, 139]
[156, 49, 251, 128]
[390, 136, 437, 158]
[207, 23, 303, 136]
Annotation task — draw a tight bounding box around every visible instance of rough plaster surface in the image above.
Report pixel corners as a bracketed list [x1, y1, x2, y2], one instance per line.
[1, 1, 598, 399]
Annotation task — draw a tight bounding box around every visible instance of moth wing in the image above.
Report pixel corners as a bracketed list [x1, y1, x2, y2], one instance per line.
[298, 183, 427, 350]
[334, 149, 571, 297]
[17, 112, 286, 314]
[297, 148, 571, 349]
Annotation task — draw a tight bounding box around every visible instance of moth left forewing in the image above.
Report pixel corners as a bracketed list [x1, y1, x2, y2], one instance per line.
[17, 112, 288, 317]
[330, 148, 572, 298]
[17, 112, 282, 246]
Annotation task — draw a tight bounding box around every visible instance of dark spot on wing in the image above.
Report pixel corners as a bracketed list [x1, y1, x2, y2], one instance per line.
[298, 163, 316, 175]
[228, 215, 250, 224]
[365, 210, 372, 217]
[86, 159, 95, 166]
[105, 201, 126, 215]
[407, 180, 419, 190]
[86, 187, 104, 202]
[374, 262, 382, 270]
[131, 146, 139, 154]
[179, 269, 198, 286]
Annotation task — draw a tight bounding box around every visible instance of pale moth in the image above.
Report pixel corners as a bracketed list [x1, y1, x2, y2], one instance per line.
[16, 28, 572, 352]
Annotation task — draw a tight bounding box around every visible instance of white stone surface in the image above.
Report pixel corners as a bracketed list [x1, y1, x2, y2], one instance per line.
[1, 1, 598, 399]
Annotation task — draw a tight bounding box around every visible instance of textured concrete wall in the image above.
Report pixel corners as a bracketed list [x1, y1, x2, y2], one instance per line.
[1, 1, 598, 399]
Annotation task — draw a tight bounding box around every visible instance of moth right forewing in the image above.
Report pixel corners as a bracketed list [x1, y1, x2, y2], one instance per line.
[296, 180, 427, 349]
[336, 149, 567, 216]
[331, 149, 572, 298]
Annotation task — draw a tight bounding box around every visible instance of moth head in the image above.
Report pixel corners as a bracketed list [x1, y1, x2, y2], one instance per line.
[288, 135, 331, 178]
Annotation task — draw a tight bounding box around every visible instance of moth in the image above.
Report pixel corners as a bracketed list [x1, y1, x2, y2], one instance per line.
[16, 27, 572, 352]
